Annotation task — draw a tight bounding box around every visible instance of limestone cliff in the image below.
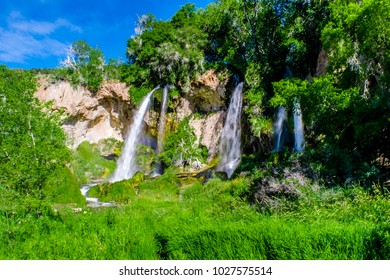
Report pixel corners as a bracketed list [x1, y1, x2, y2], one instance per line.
[172, 70, 229, 161]
[35, 79, 134, 149]
[35, 69, 230, 163]
[188, 112, 226, 162]
[186, 69, 228, 112]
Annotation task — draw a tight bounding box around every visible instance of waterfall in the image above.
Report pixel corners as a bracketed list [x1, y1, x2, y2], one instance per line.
[216, 82, 244, 178]
[110, 86, 159, 182]
[293, 100, 305, 152]
[154, 85, 169, 175]
[273, 106, 287, 152]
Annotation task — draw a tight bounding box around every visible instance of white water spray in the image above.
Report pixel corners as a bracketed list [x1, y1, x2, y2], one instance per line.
[293, 100, 305, 152]
[216, 82, 244, 178]
[80, 183, 113, 207]
[110, 86, 159, 182]
[273, 106, 287, 152]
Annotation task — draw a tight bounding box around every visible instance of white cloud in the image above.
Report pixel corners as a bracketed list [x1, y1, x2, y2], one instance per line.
[9, 18, 82, 35]
[0, 13, 82, 65]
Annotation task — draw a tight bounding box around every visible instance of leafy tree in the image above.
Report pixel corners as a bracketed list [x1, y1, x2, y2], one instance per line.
[202, 0, 248, 74]
[244, 62, 272, 138]
[281, 0, 330, 78]
[125, 4, 206, 96]
[59, 40, 105, 92]
[321, 0, 390, 166]
[0, 66, 78, 200]
[322, 0, 390, 92]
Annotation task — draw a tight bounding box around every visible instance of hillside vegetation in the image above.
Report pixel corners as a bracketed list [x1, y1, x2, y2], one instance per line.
[1, 0, 390, 260]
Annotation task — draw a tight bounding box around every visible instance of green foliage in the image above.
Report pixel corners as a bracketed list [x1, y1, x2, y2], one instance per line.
[160, 117, 205, 170]
[2, 165, 390, 260]
[269, 74, 388, 182]
[322, 0, 390, 90]
[0, 66, 72, 199]
[270, 78, 308, 109]
[43, 166, 85, 205]
[282, 0, 331, 78]
[126, 5, 206, 94]
[119, 0, 390, 187]
[136, 144, 156, 174]
[88, 180, 138, 204]
[104, 58, 124, 81]
[89, 172, 179, 204]
[51, 40, 113, 92]
[2, 1, 390, 261]
[244, 63, 272, 136]
[201, 0, 248, 73]
[71, 40, 105, 92]
[368, 223, 390, 259]
[71, 141, 116, 184]
[320, 0, 390, 166]
[159, 218, 368, 260]
[129, 85, 154, 105]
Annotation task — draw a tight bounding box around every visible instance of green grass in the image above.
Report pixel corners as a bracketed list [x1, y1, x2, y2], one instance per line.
[71, 141, 116, 184]
[1, 175, 390, 260]
[157, 218, 370, 260]
[43, 166, 85, 205]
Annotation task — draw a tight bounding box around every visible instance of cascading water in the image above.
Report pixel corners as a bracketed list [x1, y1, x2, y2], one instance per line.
[80, 183, 113, 207]
[154, 85, 169, 175]
[216, 82, 244, 178]
[110, 86, 160, 182]
[273, 106, 287, 153]
[293, 100, 305, 152]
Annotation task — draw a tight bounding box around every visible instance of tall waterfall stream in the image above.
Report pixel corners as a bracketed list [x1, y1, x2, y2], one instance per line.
[110, 86, 160, 182]
[216, 82, 243, 178]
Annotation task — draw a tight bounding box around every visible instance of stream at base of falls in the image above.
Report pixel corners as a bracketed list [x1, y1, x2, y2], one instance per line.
[80, 183, 115, 208]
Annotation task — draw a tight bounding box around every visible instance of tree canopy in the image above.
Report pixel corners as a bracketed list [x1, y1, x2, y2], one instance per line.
[120, 0, 390, 184]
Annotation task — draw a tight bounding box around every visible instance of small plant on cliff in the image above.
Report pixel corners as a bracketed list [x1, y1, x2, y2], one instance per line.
[160, 117, 205, 170]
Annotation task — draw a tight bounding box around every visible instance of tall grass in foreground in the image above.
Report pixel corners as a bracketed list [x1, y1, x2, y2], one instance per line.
[0, 176, 389, 259]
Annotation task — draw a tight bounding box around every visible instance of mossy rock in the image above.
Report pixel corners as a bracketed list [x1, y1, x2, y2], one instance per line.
[213, 171, 229, 181]
[132, 171, 146, 183]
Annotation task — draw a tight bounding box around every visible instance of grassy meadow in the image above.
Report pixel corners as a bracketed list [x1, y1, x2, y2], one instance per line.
[1, 169, 390, 260]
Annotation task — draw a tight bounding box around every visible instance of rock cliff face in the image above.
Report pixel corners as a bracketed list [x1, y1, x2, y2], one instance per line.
[35, 80, 134, 149]
[35, 70, 230, 162]
[186, 70, 228, 112]
[189, 112, 226, 161]
[175, 70, 229, 161]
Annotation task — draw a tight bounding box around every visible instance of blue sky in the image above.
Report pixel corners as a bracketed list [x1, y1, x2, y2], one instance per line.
[0, 0, 215, 69]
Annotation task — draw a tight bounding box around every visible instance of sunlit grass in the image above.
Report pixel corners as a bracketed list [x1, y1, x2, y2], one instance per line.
[0, 176, 389, 260]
